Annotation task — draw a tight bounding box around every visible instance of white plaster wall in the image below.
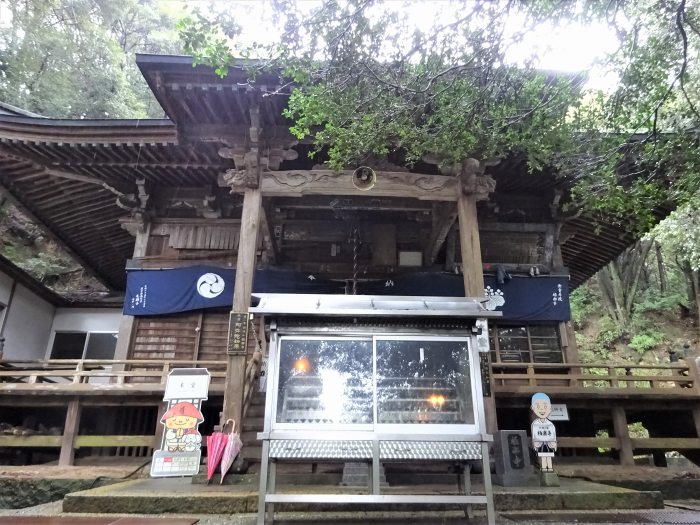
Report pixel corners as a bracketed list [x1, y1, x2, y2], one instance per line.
[50, 308, 122, 333]
[0, 271, 13, 304]
[47, 308, 122, 357]
[0, 271, 11, 331]
[2, 284, 55, 360]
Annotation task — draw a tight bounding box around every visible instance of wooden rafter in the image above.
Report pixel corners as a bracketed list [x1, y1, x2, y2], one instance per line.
[0, 181, 115, 291]
[423, 202, 458, 265]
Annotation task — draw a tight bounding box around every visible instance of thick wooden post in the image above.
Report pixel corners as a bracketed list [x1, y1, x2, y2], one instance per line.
[114, 222, 151, 364]
[223, 187, 262, 425]
[611, 406, 634, 466]
[457, 183, 498, 433]
[457, 192, 484, 299]
[692, 405, 700, 439]
[59, 399, 81, 466]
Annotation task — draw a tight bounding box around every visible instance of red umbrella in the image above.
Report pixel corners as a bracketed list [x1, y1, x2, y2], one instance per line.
[206, 428, 229, 482]
[220, 419, 243, 484]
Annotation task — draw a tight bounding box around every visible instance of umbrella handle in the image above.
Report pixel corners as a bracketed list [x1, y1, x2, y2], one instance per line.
[224, 418, 236, 433]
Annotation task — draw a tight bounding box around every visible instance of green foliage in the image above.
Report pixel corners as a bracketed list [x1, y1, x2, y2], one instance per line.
[628, 422, 649, 440]
[569, 283, 601, 329]
[177, 0, 700, 233]
[634, 289, 687, 314]
[628, 332, 663, 354]
[597, 316, 625, 348]
[0, 0, 182, 118]
[654, 201, 700, 272]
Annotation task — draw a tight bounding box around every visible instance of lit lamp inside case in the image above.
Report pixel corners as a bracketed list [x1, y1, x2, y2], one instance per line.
[274, 337, 477, 430]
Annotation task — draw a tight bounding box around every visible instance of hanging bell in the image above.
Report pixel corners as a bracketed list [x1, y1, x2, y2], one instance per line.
[352, 166, 377, 191]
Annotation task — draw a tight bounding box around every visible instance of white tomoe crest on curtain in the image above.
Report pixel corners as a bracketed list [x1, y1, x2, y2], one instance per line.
[196, 273, 225, 298]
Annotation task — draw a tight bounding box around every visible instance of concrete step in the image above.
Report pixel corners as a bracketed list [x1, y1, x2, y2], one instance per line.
[62, 477, 664, 515]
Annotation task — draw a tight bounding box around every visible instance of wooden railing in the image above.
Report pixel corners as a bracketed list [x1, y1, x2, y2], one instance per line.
[0, 358, 227, 392]
[491, 361, 700, 396]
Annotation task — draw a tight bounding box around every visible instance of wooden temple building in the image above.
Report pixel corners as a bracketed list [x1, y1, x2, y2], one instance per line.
[0, 54, 699, 473]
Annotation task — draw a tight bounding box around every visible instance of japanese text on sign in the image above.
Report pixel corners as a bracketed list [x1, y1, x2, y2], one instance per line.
[227, 312, 249, 354]
[480, 353, 491, 397]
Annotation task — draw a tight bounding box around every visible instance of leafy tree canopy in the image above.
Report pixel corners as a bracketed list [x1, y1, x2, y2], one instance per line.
[0, 0, 183, 118]
[178, 0, 700, 233]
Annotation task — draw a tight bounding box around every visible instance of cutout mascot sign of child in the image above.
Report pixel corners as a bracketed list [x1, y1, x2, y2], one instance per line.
[151, 368, 210, 477]
[530, 392, 557, 472]
[162, 402, 204, 452]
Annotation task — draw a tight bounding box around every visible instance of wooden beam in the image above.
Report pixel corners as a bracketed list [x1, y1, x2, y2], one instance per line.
[272, 195, 433, 213]
[371, 224, 397, 266]
[0, 183, 114, 291]
[0, 435, 62, 447]
[611, 406, 634, 466]
[693, 405, 700, 439]
[456, 185, 498, 434]
[557, 437, 619, 449]
[457, 191, 485, 297]
[445, 228, 457, 272]
[223, 170, 459, 201]
[424, 203, 457, 265]
[222, 186, 262, 428]
[630, 437, 700, 449]
[260, 202, 280, 264]
[74, 435, 156, 448]
[59, 399, 81, 466]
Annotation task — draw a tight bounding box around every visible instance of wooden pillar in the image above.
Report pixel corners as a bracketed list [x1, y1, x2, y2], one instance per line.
[457, 186, 498, 433]
[59, 399, 81, 466]
[457, 191, 485, 299]
[114, 222, 151, 364]
[560, 322, 579, 363]
[222, 187, 262, 425]
[692, 405, 700, 439]
[611, 406, 634, 466]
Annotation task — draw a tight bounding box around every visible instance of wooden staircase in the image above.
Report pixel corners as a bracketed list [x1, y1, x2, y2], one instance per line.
[240, 389, 265, 470]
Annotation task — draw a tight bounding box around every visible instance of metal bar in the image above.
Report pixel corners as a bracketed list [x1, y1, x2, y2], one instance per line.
[259, 431, 491, 442]
[264, 494, 488, 504]
[372, 440, 380, 495]
[481, 441, 496, 525]
[257, 440, 270, 525]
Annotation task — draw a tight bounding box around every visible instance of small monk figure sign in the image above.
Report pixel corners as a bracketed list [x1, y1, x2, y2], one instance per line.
[530, 392, 557, 472]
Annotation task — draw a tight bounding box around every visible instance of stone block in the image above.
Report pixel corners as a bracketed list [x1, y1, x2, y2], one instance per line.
[493, 429, 537, 487]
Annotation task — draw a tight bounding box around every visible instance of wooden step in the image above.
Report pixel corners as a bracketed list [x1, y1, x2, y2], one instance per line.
[242, 417, 263, 431]
[241, 431, 260, 444]
[241, 445, 262, 460]
[245, 404, 265, 417]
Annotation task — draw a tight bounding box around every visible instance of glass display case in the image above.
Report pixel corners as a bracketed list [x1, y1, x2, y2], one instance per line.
[272, 335, 479, 434]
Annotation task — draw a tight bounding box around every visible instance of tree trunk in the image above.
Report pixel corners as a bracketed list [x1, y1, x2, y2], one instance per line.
[655, 242, 667, 293]
[677, 258, 698, 315]
[596, 240, 653, 328]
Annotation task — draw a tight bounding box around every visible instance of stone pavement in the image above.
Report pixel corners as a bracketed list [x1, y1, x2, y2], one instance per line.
[4, 501, 700, 524]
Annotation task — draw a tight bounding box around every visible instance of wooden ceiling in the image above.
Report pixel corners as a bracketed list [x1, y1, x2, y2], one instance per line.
[0, 55, 653, 292]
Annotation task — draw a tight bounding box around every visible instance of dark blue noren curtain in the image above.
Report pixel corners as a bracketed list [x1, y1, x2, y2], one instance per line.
[124, 266, 569, 321]
[124, 266, 342, 316]
[358, 272, 570, 321]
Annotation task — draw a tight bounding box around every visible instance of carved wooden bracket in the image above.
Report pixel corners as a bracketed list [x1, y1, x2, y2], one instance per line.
[120, 212, 148, 236]
[218, 104, 300, 191]
[221, 150, 261, 190]
[456, 158, 496, 201]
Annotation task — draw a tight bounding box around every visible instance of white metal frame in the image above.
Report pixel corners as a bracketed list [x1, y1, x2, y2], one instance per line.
[257, 321, 495, 525]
